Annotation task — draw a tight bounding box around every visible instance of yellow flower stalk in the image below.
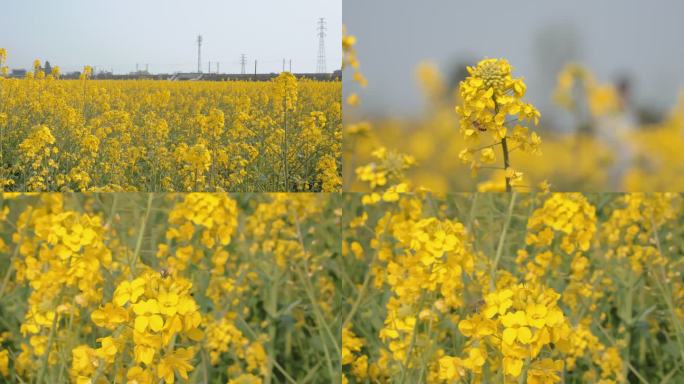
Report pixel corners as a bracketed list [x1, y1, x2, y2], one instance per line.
[456, 58, 542, 192]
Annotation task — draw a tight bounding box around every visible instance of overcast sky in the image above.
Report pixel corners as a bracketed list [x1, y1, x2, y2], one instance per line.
[1, 0, 341, 74]
[344, 0, 684, 120]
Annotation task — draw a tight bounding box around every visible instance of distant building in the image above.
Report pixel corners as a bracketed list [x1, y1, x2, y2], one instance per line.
[10, 69, 27, 78]
[169, 73, 204, 81]
[127, 69, 153, 80]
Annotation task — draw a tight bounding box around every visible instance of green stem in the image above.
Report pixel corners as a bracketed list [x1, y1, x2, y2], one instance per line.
[342, 205, 398, 327]
[35, 289, 65, 384]
[490, 192, 517, 288]
[501, 137, 511, 192]
[130, 193, 154, 277]
[264, 269, 280, 384]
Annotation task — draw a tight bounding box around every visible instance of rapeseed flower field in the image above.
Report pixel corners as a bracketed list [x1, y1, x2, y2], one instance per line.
[0, 53, 341, 192]
[342, 192, 684, 383]
[0, 193, 341, 383]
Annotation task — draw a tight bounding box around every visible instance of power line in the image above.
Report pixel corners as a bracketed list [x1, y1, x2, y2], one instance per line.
[316, 17, 327, 73]
[197, 35, 202, 73]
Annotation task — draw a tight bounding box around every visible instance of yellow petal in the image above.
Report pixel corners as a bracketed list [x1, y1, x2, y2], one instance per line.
[517, 327, 532, 344]
[149, 315, 164, 332]
[505, 357, 523, 377]
[502, 328, 517, 345]
[134, 316, 149, 333]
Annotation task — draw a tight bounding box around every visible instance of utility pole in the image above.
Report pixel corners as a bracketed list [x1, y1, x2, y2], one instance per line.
[209, 61, 211, 73]
[254, 60, 257, 75]
[316, 17, 327, 73]
[289, 59, 292, 72]
[282, 58, 285, 72]
[240, 54, 247, 74]
[217, 62, 219, 74]
[197, 35, 203, 73]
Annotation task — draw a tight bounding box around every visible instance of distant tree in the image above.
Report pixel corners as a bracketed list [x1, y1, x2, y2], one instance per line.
[44, 61, 52, 75]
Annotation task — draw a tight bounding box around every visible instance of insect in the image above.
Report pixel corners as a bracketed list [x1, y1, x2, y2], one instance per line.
[159, 268, 171, 279]
[472, 120, 487, 132]
[467, 298, 485, 313]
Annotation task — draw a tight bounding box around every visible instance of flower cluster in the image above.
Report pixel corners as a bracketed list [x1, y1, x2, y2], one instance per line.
[355, 147, 415, 204]
[273, 72, 298, 113]
[317, 154, 342, 192]
[380, 214, 476, 367]
[455, 58, 542, 190]
[18, 125, 59, 190]
[554, 63, 621, 119]
[72, 269, 203, 383]
[173, 143, 212, 191]
[341, 194, 479, 382]
[525, 193, 596, 256]
[0, 48, 8, 76]
[9, 194, 112, 379]
[343, 26, 367, 106]
[440, 281, 569, 382]
[159, 193, 238, 272]
[601, 193, 676, 273]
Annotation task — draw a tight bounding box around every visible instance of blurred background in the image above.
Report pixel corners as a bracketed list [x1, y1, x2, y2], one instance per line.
[343, 0, 684, 192]
[344, 0, 683, 123]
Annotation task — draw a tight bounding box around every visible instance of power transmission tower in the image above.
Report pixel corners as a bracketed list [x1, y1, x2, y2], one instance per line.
[197, 35, 203, 73]
[316, 17, 327, 73]
[240, 54, 247, 74]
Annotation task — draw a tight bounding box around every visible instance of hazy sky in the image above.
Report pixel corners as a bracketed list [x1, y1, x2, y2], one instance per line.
[1, 0, 341, 74]
[344, 0, 684, 120]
